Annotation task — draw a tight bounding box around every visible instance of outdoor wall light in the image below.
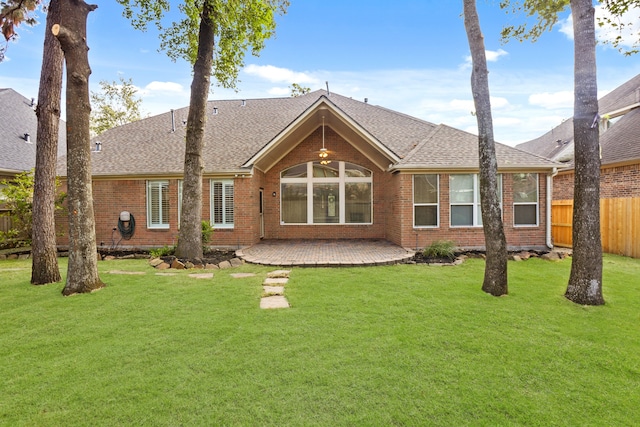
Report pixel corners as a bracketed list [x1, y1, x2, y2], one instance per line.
[272, 192, 277, 197]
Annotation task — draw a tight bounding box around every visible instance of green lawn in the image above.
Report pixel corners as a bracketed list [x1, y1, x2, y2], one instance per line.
[1, 255, 639, 426]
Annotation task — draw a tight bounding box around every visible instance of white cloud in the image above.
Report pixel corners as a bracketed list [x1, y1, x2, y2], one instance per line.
[529, 91, 573, 109]
[144, 81, 185, 93]
[486, 49, 509, 62]
[463, 48, 509, 68]
[243, 64, 318, 84]
[559, 5, 640, 51]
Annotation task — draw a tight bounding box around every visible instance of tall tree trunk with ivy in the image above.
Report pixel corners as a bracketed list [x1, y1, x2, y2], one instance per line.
[565, 0, 604, 305]
[174, 0, 215, 261]
[463, 0, 508, 296]
[53, 0, 104, 296]
[31, 0, 63, 285]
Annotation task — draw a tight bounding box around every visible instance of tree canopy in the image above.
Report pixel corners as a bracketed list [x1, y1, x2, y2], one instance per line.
[90, 76, 144, 135]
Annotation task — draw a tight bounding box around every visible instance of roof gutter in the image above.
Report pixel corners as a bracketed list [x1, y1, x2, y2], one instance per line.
[546, 167, 558, 249]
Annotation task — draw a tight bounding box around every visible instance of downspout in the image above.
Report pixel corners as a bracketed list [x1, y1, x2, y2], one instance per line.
[546, 167, 558, 249]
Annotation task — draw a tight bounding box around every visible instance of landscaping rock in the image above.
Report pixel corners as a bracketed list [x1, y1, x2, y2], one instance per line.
[541, 251, 562, 261]
[218, 260, 232, 269]
[156, 262, 171, 270]
[518, 251, 532, 260]
[205, 263, 219, 270]
[18, 254, 29, 260]
[0, 254, 6, 260]
[171, 259, 186, 269]
[103, 255, 116, 261]
[7, 254, 18, 260]
[229, 258, 243, 267]
[185, 261, 195, 269]
[149, 258, 164, 267]
[510, 255, 522, 262]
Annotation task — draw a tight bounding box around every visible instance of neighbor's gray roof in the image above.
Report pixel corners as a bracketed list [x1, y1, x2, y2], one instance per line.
[0, 88, 66, 174]
[57, 90, 557, 177]
[517, 73, 640, 165]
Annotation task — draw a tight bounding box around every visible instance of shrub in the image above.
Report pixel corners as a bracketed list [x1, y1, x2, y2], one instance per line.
[201, 220, 214, 245]
[423, 240, 456, 260]
[150, 245, 175, 258]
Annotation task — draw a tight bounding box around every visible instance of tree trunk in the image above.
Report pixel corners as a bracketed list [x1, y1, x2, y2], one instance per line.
[53, 0, 104, 296]
[31, 0, 63, 285]
[175, 1, 216, 260]
[463, 0, 508, 296]
[565, 0, 604, 305]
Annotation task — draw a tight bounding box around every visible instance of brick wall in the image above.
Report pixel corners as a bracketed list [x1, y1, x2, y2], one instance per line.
[399, 172, 548, 251]
[553, 162, 640, 200]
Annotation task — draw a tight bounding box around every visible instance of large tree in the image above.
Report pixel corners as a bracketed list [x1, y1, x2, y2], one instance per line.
[463, 0, 508, 296]
[53, 0, 104, 296]
[31, 0, 64, 285]
[118, 0, 288, 260]
[564, 0, 604, 305]
[499, 0, 631, 305]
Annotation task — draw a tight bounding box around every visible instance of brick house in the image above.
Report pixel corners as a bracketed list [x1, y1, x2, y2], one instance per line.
[517, 74, 640, 257]
[56, 90, 558, 251]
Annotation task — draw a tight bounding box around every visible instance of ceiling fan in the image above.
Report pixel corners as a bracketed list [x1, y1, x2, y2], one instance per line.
[314, 116, 335, 164]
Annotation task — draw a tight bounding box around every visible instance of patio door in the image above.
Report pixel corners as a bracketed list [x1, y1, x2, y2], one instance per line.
[259, 189, 265, 239]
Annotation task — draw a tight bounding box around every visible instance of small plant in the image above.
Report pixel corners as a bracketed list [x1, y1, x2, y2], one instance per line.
[201, 220, 214, 246]
[150, 245, 175, 258]
[423, 240, 456, 260]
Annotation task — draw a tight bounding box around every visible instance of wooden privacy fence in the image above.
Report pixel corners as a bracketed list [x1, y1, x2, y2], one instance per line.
[0, 215, 13, 234]
[552, 198, 640, 258]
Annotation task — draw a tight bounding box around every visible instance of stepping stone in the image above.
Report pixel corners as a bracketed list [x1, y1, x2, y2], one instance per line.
[264, 277, 288, 285]
[231, 273, 256, 278]
[155, 272, 177, 276]
[267, 270, 290, 278]
[260, 296, 289, 309]
[263, 285, 284, 296]
[108, 270, 146, 275]
[188, 273, 214, 279]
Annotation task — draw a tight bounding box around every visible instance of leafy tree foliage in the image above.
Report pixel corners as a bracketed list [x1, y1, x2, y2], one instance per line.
[90, 76, 144, 135]
[290, 83, 311, 97]
[0, 171, 65, 248]
[0, 0, 41, 61]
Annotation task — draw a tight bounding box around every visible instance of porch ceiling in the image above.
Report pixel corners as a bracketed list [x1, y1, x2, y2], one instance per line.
[246, 99, 399, 172]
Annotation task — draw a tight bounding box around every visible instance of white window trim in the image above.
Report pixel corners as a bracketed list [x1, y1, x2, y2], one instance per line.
[177, 180, 183, 229]
[146, 180, 170, 229]
[280, 161, 373, 225]
[513, 173, 539, 227]
[413, 174, 439, 228]
[449, 174, 502, 228]
[210, 179, 234, 229]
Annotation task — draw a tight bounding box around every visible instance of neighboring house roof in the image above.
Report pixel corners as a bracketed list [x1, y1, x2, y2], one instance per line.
[57, 90, 557, 178]
[0, 88, 67, 174]
[516, 73, 640, 166]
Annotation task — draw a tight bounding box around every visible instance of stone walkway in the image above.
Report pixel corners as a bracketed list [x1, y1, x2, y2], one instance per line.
[260, 270, 291, 309]
[238, 239, 414, 267]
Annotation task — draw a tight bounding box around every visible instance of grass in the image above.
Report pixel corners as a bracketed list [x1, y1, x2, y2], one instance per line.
[1, 255, 639, 426]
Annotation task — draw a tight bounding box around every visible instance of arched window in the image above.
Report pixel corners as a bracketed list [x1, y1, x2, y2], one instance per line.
[280, 161, 372, 224]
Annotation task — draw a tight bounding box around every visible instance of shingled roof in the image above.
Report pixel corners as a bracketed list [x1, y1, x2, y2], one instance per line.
[57, 90, 557, 177]
[516, 73, 640, 166]
[0, 88, 66, 174]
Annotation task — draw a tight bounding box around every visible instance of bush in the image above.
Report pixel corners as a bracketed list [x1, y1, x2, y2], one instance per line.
[0, 170, 65, 248]
[423, 240, 456, 260]
[201, 220, 214, 245]
[150, 245, 175, 258]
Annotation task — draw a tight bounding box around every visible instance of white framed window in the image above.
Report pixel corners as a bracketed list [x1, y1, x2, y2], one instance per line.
[146, 180, 169, 229]
[210, 180, 234, 228]
[513, 173, 539, 226]
[413, 174, 439, 227]
[450, 174, 502, 227]
[280, 161, 372, 224]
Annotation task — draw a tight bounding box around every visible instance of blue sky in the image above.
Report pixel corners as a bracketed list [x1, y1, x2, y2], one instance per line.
[1, 1, 639, 146]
